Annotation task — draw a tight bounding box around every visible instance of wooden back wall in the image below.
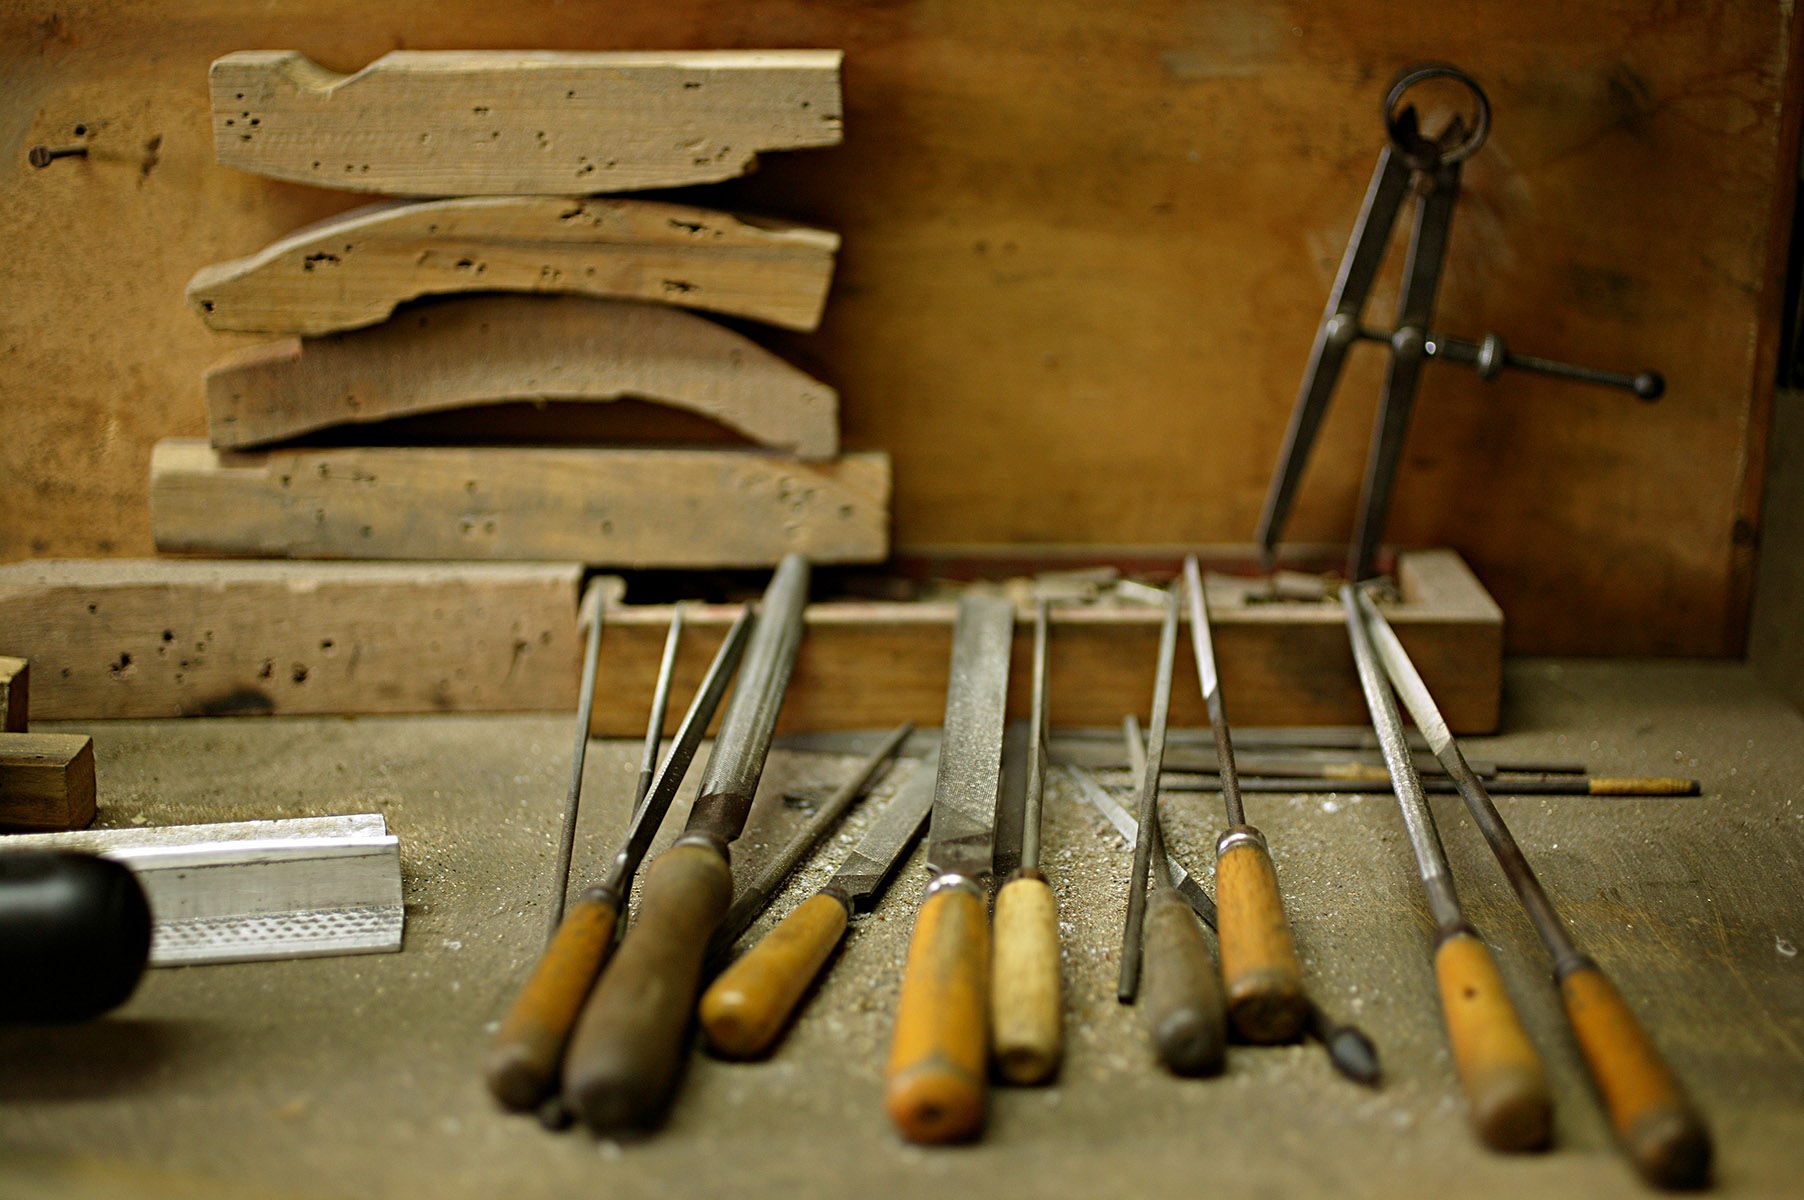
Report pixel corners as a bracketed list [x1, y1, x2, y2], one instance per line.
[2, 2, 1796, 655]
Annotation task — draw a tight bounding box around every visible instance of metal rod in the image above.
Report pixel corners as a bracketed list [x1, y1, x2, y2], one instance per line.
[1182, 557, 1243, 827]
[1340, 585, 1465, 934]
[633, 605, 685, 814]
[1352, 590, 1581, 968]
[1117, 586, 1180, 1002]
[1020, 599, 1051, 874]
[1088, 771, 1695, 797]
[549, 582, 609, 937]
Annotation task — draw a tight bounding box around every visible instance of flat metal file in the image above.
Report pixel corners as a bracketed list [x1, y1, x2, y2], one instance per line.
[1067, 765, 1380, 1086]
[991, 599, 1064, 1084]
[885, 592, 1014, 1144]
[713, 721, 914, 951]
[1342, 584, 1551, 1152]
[1355, 590, 1710, 1187]
[700, 748, 938, 1059]
[564, 554, 811, 1133]
[1185, 556, 1308, 1043]
[483, 603, 752, 1113]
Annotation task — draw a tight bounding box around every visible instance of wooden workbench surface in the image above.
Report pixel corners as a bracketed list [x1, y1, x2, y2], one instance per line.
[1, 659, 1799, 1198]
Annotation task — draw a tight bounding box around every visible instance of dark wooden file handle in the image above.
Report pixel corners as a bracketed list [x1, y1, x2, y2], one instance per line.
[561, 842, 732, 1133]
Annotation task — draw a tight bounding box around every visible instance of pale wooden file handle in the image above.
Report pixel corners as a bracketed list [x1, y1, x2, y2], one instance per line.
[990, 874, 1062, 1085]
[1434, 931, 1553, 1152]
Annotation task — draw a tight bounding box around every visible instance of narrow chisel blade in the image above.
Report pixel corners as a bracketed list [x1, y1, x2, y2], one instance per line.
[829, 750, 939, 908]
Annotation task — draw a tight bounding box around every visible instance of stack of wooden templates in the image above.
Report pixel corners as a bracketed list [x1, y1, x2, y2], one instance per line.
[156, 49, 890, 568]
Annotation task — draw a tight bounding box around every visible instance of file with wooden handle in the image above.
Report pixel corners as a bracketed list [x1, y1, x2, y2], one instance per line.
[563, 556, 809, 1133]
[1356, 587, 1707, 1185]
[885, 593, 1013, 1143]
[483, 604, 750, 1112]
[703, 748, 935, 1060]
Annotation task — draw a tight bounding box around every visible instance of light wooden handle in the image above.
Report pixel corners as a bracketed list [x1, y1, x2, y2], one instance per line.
[1141, 887, 1226, 1076]
[1560, 963, 1711, 1188]
[561, 842, 732, 1133]
[699, 891, 849, 1060]
[1434, 931, 1552, 1152]
[990, 874, 1062, 1085]
[1588, 778, 1699, 796]
[1214, 832, 1308, 1043]
[483, 889, 620, 1110]
[885, 881, 990, 1143]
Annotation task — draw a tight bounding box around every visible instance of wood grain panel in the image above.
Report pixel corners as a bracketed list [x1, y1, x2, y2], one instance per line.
[0, 2, 1794, 654]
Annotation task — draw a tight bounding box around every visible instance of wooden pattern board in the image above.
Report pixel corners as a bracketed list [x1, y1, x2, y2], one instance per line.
[203, 295, 839, 457]
[185, 196, 839, 336]
[210, 49, 844, 195]
[0, 2, 1796, 655]
[149, 441, 892, 567]
[0, 559, 583, 718]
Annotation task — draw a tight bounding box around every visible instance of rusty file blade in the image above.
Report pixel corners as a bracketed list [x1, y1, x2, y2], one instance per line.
[926, 593, 1015, 881]
[827, 750, 939, 909]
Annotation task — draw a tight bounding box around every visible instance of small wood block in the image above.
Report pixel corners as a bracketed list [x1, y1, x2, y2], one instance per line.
[3, 814, 403, 965]
[205, 296, 837, 458]
[186, 196, 839, 336]
[582, 549, 1501, 736]
[0, 559, 582, 720]
[0, 732, 97, 831]
[149, 440, 891, 568]
[210, 50, 843, 196]
[0, 656, 26, 732]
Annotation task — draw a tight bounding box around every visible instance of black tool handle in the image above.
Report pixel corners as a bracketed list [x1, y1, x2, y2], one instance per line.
[0, 851, 151, 1022]
[561, 841, 732, 1132]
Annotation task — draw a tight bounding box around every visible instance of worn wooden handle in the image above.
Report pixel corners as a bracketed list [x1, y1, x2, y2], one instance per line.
[1560, 963, 1711, 1188]
[699, 891, 849, 1060]
[885, 881, 990, 1143]
[1214, 832, 1308, 1043]
[990, 874, 1062, 1085]
[1141, 887, 1227, 1076]
[1434, 931, 1553, 1152]
[483, 889, 620, 1111]
[561, 842, 733, 1133]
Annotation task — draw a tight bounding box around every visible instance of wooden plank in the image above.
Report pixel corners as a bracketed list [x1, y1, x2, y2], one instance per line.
[210, 49, 843, 195]
[0, 656, 25, 732]
[205, 296, 838, 457]
[0, 559, 582, 719]
[0, 4, 1794, 657]
[185, 196, 839, 336]
[583, 549, 1501, 736]
[0, 732, 96, 831]
[4, 814, 403, 965]
[149, 440, 891, 567]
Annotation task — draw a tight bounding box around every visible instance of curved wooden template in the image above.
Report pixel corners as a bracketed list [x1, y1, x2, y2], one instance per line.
[206, 296, 838, 460]
[185, 196, 840, 336]
[210, 49, 843, 196]
[149, 440, 890, 568]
